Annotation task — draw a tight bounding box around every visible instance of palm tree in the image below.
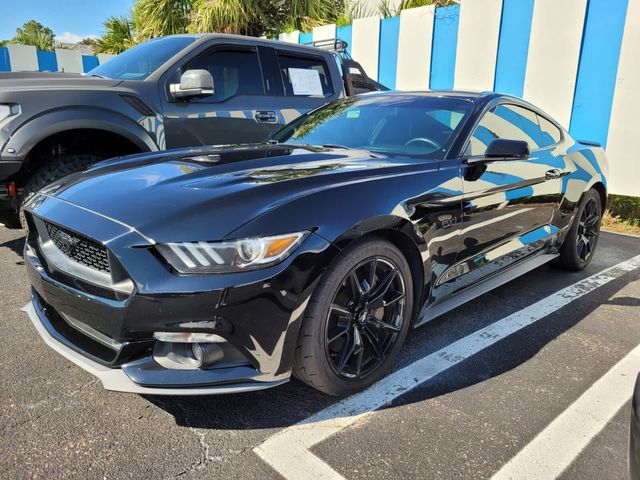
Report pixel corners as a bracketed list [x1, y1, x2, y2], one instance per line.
[11, 20, 56, 51]
[134, 0, 195, 41]
[94, 16, 135, 54]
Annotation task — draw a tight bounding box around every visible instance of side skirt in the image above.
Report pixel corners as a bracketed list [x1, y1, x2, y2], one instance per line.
[414, 253, 559, 328]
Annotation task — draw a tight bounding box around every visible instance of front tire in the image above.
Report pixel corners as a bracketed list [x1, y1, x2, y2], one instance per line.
[18, 154, 102, 229]
[293, 238, 413, 396]
[557, 188, 602, 271]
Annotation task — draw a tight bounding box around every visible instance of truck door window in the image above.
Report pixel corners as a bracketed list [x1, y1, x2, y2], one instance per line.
[187, 48, 264, 102]
[276, 54, 334, 97]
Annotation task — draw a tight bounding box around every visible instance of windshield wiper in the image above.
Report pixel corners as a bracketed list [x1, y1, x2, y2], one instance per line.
[321, 144, 351, 150]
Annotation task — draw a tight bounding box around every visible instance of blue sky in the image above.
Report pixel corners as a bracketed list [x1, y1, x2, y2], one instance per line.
[0, 0, 133, 42]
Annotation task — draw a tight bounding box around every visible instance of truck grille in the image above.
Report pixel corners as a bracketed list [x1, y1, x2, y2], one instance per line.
[45, 222, 111, 274]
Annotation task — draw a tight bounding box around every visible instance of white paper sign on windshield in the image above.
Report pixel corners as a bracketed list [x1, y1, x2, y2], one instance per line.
[288, 68, 323, 96]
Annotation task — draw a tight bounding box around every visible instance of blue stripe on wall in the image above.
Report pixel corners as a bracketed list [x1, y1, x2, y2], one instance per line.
[82, 55, 99, 73]
[494, 0, 534, 97]
[337, 25, 352, 56]
[378, 17, 400, 90]
[37, 51, 58, 72]
[430, 4, 460, 90]
[0, 47, 10, 72]
[569, 0, 629, 147]
[298, 32, 313, 45]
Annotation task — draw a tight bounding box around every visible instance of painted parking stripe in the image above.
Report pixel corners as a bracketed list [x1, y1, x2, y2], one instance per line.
[492, 342, 640, 479]
[254, 254, 640, 479]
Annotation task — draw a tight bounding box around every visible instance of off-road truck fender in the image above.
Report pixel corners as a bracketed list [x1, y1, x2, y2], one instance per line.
[1, 107, 159, 165]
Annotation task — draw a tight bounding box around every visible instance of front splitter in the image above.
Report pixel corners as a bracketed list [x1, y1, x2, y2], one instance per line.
[22, 301, 288, 396]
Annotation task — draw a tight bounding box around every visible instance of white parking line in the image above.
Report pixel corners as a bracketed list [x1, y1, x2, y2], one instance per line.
[254, 254, 640, 479]
[492, 343, 640, 479]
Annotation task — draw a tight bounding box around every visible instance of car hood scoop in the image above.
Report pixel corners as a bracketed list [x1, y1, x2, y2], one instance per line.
[44, 144, 423, 243]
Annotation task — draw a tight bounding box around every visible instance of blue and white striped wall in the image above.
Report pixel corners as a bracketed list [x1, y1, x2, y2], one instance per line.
[0, 44, 113, 74]
[281, 0, 638, 197]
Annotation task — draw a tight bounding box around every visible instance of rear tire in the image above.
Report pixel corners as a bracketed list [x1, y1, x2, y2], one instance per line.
[18, 154, 102, 229]
[556, 188, 602, 271]
[293, 238, 413, 396]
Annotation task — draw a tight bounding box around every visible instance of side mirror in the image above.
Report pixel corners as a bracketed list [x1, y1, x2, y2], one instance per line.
[484, 139, 530, 159]
[170, 69, 214, 100]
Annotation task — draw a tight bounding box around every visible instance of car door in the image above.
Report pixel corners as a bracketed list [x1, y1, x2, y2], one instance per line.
[162, 44, 278, 148]
[452, 103, 565, 287]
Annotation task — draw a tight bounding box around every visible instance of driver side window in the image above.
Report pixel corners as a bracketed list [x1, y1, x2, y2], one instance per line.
[466, 104, 543, 156]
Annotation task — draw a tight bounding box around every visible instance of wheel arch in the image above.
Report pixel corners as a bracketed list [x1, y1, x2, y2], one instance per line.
[5, 108, 159, 182]
[326, 220, 427, 322]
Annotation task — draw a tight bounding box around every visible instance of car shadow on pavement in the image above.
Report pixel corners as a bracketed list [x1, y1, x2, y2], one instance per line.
[387, 270, 640, 406]
[144, 269, 640, 432]
[0, 235, 26, 259]
[0, 208, 21, 229]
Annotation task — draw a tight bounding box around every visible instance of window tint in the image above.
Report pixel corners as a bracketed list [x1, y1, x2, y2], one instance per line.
[466, 104, 543, 156]
[187, 49, 264, 102]
[277, 54, 333, 97]
[537, 114, 562, 147]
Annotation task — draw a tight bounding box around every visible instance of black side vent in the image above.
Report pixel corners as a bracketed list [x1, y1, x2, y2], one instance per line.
[121, 95, 156, 117]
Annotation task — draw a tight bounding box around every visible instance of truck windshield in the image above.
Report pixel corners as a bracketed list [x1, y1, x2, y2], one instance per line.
[88, 36, 197, 80]
[271, 95, 473, 159]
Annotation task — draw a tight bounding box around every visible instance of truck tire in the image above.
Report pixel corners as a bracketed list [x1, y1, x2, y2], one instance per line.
[19, 154, 102, 229]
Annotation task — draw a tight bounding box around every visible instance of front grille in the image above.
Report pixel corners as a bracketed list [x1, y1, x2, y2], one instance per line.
[45, 222, 111, 273]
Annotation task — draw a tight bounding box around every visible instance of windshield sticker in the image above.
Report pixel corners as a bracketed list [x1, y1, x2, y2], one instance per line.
[289, 68, 323, 96]
[346, 110, 360, 119]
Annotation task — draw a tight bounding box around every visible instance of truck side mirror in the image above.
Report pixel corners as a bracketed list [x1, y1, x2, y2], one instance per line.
[170, 69, 214, 100]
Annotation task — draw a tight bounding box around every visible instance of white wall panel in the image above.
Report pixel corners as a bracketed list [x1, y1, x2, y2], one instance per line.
[7, 44, 38, 71]
[605, 0, 640, 197]
[523, 0, 587, 127]
[313, 24, 336, 42]
[55, 49, 83, 73]
[454, 0, 503, 91]
[97, 53, 115, 65]
[396, 5, 435, 90]
[352, 16, 381, 81]
[279, 31, 299, 43]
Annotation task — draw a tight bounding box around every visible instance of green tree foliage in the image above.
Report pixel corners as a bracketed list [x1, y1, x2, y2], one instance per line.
[93, 16, 135, 54]
[9, 20, 56, 51]
[134, 0, 195, 41]
[93, 0, 455, 51]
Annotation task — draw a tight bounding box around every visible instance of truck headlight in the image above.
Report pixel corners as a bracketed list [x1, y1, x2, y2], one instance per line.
[156, 231, 309, 274]
[0, 104, 21, 123]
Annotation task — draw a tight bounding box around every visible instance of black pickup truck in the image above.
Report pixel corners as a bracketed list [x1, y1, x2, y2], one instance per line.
[0, 34, 382, 227]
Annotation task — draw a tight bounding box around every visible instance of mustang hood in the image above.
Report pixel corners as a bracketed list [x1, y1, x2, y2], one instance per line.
[34, 144, 433, 243]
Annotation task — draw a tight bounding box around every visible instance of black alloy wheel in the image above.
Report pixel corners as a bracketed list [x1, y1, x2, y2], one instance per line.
[576, 196, 600, 262]
[325, 257, 406, 380]
[293, 238, 413, 396]
[557, 188, 602, 271]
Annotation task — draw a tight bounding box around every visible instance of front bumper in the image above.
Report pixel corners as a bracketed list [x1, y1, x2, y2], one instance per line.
[23, 299, 286, 395]
[22, 195, 337, 394]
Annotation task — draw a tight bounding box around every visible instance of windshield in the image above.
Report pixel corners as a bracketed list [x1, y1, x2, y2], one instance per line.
[271, 95, 473, 158]
[88, 36, 197, 80]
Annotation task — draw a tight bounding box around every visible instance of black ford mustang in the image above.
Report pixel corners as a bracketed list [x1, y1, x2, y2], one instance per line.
[22, 92, 608, 396]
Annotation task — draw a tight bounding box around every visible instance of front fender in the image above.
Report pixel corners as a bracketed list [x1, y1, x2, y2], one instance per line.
[0, 107, 159, 164]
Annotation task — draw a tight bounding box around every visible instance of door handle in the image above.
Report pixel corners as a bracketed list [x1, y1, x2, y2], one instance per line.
[254, 110, 278, 124]
[545, 168, 565, 180]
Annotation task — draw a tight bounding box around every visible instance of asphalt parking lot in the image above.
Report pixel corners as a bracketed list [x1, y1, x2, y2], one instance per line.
[1, 209, 639, 480]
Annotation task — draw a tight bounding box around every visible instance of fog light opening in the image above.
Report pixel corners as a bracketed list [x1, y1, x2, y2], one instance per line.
[191, 342, 223, 369]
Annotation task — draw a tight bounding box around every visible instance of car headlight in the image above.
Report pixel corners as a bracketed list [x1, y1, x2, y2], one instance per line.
[156, 231, 309, 274]
[0, 104, 21, 123]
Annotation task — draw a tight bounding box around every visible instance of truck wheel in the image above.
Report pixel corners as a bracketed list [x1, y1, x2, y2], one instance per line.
[18, 154, 102, 229]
